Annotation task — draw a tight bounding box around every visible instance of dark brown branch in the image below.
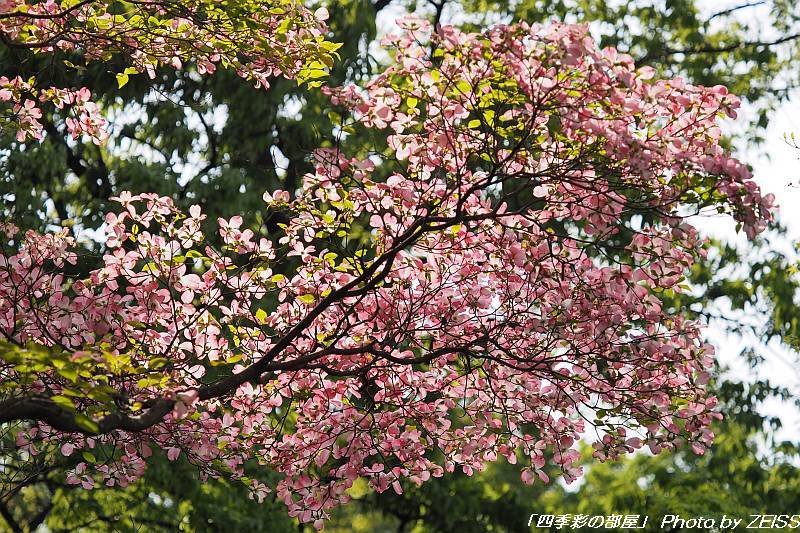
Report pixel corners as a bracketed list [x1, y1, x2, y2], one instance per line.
[197, 216, 431, 400]
[42, 116, 112, 204]
[429, 0, 447, 30]
[372, 0, 394, 12]
[640, 31, 800, 65]
[0, 191, 463, 435]
[0, 396, 174, 434]
[43, 118, 88, 179]
[706, 1, 767, 21]
[0, 502, 22, 533]
[27, 498, 54, 531]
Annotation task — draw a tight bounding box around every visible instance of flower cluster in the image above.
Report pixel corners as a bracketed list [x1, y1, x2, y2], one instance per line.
[0, 17, 775, 529]
[0, 77, 107, 143]
[0, 0, 337, 142]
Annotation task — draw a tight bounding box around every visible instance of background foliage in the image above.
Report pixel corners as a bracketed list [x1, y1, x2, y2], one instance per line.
[2, 0, 800, 531]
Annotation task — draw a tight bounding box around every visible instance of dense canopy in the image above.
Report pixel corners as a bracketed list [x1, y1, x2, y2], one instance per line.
[0, 0, 789, 530]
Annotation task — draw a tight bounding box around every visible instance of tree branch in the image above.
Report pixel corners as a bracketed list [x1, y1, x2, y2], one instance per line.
[640, 31, 800, 65]
[372, 0, 394, 12]
[0, 396, 174, 434]
[0, 197, 460, 435]
[706, 1, 767, 22]
[0, 502, 22, 533]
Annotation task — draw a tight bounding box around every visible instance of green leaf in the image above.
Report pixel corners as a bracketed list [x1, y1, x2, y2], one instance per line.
[149, 357, 168, 369]
[297, 294, 316, 304]
[81, 451, 97, 463]
[455, 80, 472, 94]
[75, 415, 99, 433]
[51, 395, 75, 410]
[57, 368, 79, 382]
[546, 114, 562, 136]
[116, 72, 129, 88]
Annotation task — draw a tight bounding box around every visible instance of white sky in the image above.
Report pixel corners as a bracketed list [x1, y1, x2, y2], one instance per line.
[709, 99, 800, 443]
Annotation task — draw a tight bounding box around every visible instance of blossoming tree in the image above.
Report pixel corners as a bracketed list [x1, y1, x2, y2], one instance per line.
[0, 0, 336, 142]
[0, 4, 775, 528]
